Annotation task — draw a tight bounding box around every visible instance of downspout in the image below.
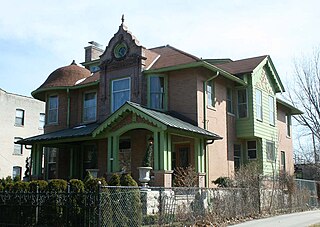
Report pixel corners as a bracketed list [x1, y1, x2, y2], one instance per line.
[67, 88, 70, 127]
[203, 71, 219, 187]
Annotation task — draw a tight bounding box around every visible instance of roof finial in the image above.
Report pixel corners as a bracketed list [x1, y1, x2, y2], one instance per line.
[121, 14, 125, 25]
[71, 60, 77, 65]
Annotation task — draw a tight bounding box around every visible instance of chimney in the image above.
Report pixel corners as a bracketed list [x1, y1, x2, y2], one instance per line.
[84, 41, 104, 62]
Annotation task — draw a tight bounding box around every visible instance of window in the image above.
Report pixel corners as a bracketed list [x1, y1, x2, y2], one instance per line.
[83, 145, 98, 177]
[39, 113, 45, 129]
[256, 89, 262, 121]
[247, 141, 257, 160]
[14, 137, 23, 155]
[83, 92, 97, 122]
[207, 80, 215, 107]
[150, 76, 165, 109]
[234, 144, 241, 170]
[269, 96, 275, 125]
[266, 140, 275, 161]
[48, 95, 58, 124]
[12, 166, 22, 180]
[15, 109, 25, 126]
[111, 77, 130, 112]
[286, 115, 291, 137]
[227, 87, 233, 113]
[237, 88, 248, 118]
[281, 151, 286, 171]
[47, 148, 57, 179]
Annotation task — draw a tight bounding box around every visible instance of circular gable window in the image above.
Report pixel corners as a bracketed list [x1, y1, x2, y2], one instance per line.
[114, 42, 128, 59]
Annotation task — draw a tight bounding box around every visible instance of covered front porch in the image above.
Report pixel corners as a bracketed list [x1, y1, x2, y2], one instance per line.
[19, 102, 222, 187]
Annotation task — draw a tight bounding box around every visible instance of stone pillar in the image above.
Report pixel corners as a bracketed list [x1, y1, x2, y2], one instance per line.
[153, 170, 173, 187]
[197, 173, 206, 188]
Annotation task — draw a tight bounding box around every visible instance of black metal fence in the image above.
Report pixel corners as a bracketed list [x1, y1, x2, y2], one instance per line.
[0, 181, 318, 226]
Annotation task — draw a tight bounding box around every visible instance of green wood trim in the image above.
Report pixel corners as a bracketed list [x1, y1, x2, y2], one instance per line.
[167, 133, 172, 171]
[93, 103, 167, 137]
[153, 131, 159, 170]
[144, 61, 246, 86]
[31, 145, 36, 175]
[70, 148, 74, 178]
[159, 131, 167, 170]
[112, 136, 119, 172]
[205, 143, 209, 187]
[31, 136, 96, 146]
[113, 123, 160, 137]
[35, 145, 43, 175]
[107, 136, 113, 173]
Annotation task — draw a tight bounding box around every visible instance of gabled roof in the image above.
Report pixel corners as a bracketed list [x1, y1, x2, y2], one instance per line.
[17, 123, 100, 145]
[147, 45, 200, 70]
[214, 55, 268, 75]
[93, 101, 222, 140]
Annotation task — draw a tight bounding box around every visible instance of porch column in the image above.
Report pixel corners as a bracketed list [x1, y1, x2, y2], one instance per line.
[69, 148, 74, 178]
[112, 136, 119, 172]
[31, 144, 43, 178]
[153, 131, 159, 170]
[31, 145, 37, 176]
[195, 138, 206, 187]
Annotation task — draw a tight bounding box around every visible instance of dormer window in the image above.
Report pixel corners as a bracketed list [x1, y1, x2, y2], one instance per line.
[83, 92, 97, 122]
[111, 77, 130, 112]
[149, 76, 165, 110]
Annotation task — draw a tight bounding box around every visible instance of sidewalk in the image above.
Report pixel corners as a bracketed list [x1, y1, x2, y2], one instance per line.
[230, 210, 320, 227]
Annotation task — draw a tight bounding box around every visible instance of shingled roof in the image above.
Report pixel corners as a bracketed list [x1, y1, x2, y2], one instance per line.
[214, 55, 268, 75]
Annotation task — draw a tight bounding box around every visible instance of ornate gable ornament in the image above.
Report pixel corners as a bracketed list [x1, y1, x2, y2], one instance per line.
[255, 68, 273, 94]
[99, 15, 144, 70]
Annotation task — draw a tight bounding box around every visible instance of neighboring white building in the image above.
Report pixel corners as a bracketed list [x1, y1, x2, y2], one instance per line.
[0, 88, 45, 179]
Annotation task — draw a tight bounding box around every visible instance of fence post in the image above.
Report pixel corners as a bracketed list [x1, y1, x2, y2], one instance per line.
[35, 185, 39, 225]
[97, 181, 101, 227]
[67, 183, 70, 226]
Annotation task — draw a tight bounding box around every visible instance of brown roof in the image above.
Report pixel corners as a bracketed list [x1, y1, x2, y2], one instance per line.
[143, 48, 160, 69]
[214, 55, 267, 75]
[148, 45, 200, 70]
[77, 72, 100, 86]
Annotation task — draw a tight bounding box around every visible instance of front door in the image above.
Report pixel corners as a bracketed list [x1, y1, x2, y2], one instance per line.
[172, 144, 190, 170]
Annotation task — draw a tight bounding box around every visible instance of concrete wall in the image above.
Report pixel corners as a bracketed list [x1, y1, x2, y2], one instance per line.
[0, 89, 45, 179]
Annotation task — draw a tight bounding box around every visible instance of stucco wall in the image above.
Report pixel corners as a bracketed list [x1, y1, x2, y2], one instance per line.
[0, 89, 45, 178]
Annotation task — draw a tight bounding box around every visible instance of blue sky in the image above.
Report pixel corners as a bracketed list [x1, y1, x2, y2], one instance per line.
[0, 0, 319, 96]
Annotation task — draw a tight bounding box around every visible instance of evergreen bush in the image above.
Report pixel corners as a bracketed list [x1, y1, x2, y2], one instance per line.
[29, 180, 48, 192]
[108, 173, 121, 186]
[48, 179, 68, 192]
[12, 181, 29, 192]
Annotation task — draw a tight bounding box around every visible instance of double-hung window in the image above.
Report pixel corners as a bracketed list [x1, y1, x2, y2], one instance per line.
[12, 166, 22, 180]
[269, 96, 275, 125]
[286, 115, 291, 137]
[14, 137, 23, 155]
[234, 144, 241, 170]
[237, 88, 248, 118]
[150, 76, 165, 110]
[15, 109, 25, 126]
[256, 89, 262, 121]
[83, 92, 97, 122]
[112, 77, 130, 112]
[207, 80, 215, 107]
[266, 140, 275, 161]
[48, 95, 58, 124]
[227, 87, 233, 113]
[247, 141, 257, 160]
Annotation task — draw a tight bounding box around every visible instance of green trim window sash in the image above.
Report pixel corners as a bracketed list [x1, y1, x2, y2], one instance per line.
[48, 95, 58, 124]
[237, 88, 248, 118]
[256, 89, 262, 121]
[83, 92, 97, 122]
[111, 77, 130, 112]
[150, 76, 165, 109]
[269, 95, 275, 125]
[227, 87, 233, 113]
[266, 140, 275, 161]
[206, 80, 215, 107]
[247, 141, 257, 160]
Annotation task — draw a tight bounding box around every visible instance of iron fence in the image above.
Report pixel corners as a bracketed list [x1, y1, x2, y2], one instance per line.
[0, 181, 318, 226]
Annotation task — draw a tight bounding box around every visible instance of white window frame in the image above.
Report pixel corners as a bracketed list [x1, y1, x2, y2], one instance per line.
[266, 140, 275, 161]
[256, 89, 263, 121]
[111, 77, 131, 112]
[237, 88, 248, 118]
[269, 95, 275, 125]
[247, 141, 257, 160]
[206, 80, 215, 107]
[15, 109, 25, 126]
[83, 91, 97, 122]
[13, 137, 23, 155]
[48, 95, 58, 124]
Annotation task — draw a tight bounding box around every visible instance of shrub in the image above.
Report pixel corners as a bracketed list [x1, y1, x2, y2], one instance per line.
[69, 179, 84, 193]
[213, 177, 234, 188]
[29, 180, 48, 192]
[84, 170, 93, 183]
[173, 165, 198, 187]
[120, 174, 138, 186]
[12, 181, 29, 192]
[48, 179, 67, 192]
[108, 173, 121, 186]
[85, 178, 106, 192]
[4, 182, 14, 191]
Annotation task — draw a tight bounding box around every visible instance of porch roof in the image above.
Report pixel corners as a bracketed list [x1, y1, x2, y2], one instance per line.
[16, 123, 100, 145]
[93, 102, 223, 140]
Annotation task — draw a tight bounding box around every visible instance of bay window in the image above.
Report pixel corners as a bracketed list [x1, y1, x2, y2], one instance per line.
[48, 95, 58, 124]
[237, 88, 248, 118]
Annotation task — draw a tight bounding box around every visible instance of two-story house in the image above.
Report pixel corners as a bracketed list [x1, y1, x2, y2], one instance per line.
[18, 20, 301, 187]
[0, 88, 45, 179]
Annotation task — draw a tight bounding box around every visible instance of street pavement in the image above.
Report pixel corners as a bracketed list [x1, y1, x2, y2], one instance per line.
[230, 210, 320, 227]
